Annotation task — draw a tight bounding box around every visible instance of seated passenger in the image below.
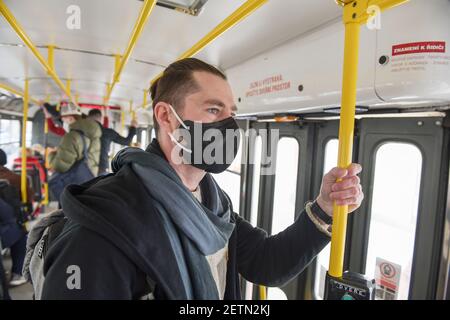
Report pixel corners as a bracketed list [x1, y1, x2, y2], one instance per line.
[0, 149, 33, 203]
[0, 246, 11, 299]
[87, 109, 137, 175]
[40, 58, 363, 300]
[0, 198, 28, 287]
[13, 146, 46, 188]
[0, 149, 28, 287]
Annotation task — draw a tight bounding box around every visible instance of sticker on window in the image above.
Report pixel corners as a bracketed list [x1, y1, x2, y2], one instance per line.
[374, 257, 401, 300]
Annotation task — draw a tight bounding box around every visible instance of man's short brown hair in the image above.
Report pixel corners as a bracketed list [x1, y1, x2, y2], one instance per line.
[150, 58, 227, 134]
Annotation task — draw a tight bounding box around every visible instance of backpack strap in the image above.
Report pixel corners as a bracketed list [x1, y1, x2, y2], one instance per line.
[71, 129, 89, 161]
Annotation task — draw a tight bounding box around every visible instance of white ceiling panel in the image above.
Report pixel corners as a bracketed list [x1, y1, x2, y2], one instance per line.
[0, 0, 343, 109]
[197, 0, 342, 69]
[0, 0, 141, 54]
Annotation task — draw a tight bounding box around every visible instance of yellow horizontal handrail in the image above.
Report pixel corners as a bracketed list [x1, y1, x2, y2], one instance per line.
[104, 0, 157, 104]
[149, 0, 268, 86]
[0, 82, 40, 105]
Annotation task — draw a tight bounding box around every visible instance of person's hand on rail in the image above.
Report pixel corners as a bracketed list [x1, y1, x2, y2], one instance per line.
[316, 163, 364, 217]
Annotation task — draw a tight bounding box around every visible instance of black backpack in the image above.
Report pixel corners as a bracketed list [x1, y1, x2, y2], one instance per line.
[22, 209, 67, 299]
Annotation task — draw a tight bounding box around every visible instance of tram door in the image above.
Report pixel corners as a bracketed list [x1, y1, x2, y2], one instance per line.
[309, 116, 449, 300]
[240, 120, 316, 300]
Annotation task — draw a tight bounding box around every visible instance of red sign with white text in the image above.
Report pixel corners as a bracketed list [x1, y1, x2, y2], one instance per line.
[392, 41, 446, 56]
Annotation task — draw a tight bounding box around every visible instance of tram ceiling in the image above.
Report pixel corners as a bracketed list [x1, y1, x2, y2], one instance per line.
[0, 0, 341, 108]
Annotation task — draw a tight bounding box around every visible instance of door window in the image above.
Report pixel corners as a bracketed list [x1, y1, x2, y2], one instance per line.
[313, 139, 338, 299]
[268, 137, 300, 300]
[365, 142, 422, 300]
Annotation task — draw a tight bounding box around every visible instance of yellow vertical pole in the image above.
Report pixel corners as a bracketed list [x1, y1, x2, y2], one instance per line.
[259, 286, 267, 300]
[328, 0, 409, 280]
[142, 89, 147, 108]
[328, 21, 360, 278]
[20, 79, 29, 204]
[42, 113, 49, 205]
[328, 4, 361, 278]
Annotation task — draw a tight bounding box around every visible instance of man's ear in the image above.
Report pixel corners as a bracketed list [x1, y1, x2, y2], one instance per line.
[153, 102, 174, 134]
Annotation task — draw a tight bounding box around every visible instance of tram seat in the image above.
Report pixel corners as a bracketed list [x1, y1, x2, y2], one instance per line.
[13, 156, 46, 184]
[12, 169, 41, 203]
[12, 157, 44, 203]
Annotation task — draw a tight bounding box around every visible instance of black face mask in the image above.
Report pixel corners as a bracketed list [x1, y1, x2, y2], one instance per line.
[168, 105, 241, 173]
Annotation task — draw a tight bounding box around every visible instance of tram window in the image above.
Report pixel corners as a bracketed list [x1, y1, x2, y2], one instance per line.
[267, 137, 299, 301]
[26, 121, 33, 146]
[271, 137, 299, 235]
[314, 139, 338, 300]
[141, 128, 148, 148]
[0, 119, 21, 168]
[267, 287, 288, 300]
[244, 135, 263, 300]
[212, 133, 243, 214]
[365, 142, 422, 300]
[249, 135, 263, 227]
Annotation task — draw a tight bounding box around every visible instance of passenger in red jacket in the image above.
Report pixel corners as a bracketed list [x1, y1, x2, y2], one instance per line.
[42, 105, 65, 137]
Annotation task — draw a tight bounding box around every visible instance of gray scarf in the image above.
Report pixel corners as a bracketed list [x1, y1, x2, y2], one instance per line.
[112, 145, 235, 299]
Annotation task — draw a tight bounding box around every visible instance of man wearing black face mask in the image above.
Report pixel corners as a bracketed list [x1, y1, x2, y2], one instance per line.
[36, 58, 363, 300]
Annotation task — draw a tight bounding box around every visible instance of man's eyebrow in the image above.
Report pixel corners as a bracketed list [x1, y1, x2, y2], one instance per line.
[204, 99, 238, 112]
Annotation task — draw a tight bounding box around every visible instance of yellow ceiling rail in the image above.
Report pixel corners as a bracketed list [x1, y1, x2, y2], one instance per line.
[0, 1, 77, 106]
[104, 0, 157, 104]
[114, 54, 122, 83]
[66, 79, 71, 94]
[0, 82, 40, 105]
[47, 45, 55, 75]
[328, 0, 409, 279]
[149, 0, 268, 86]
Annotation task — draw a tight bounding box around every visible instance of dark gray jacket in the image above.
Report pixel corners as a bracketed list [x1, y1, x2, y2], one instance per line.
[41, 140, 330, 299]
[97, 122, 136, 173]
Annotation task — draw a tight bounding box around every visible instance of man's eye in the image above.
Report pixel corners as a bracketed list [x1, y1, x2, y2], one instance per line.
[207, 108, 220, 115]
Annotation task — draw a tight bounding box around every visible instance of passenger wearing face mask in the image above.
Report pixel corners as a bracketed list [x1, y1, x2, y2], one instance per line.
[48, 103, 101, 176]
[36, 58, 364, 300]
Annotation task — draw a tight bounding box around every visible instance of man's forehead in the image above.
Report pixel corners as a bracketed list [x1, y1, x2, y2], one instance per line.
[193, 72, 237, 110]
